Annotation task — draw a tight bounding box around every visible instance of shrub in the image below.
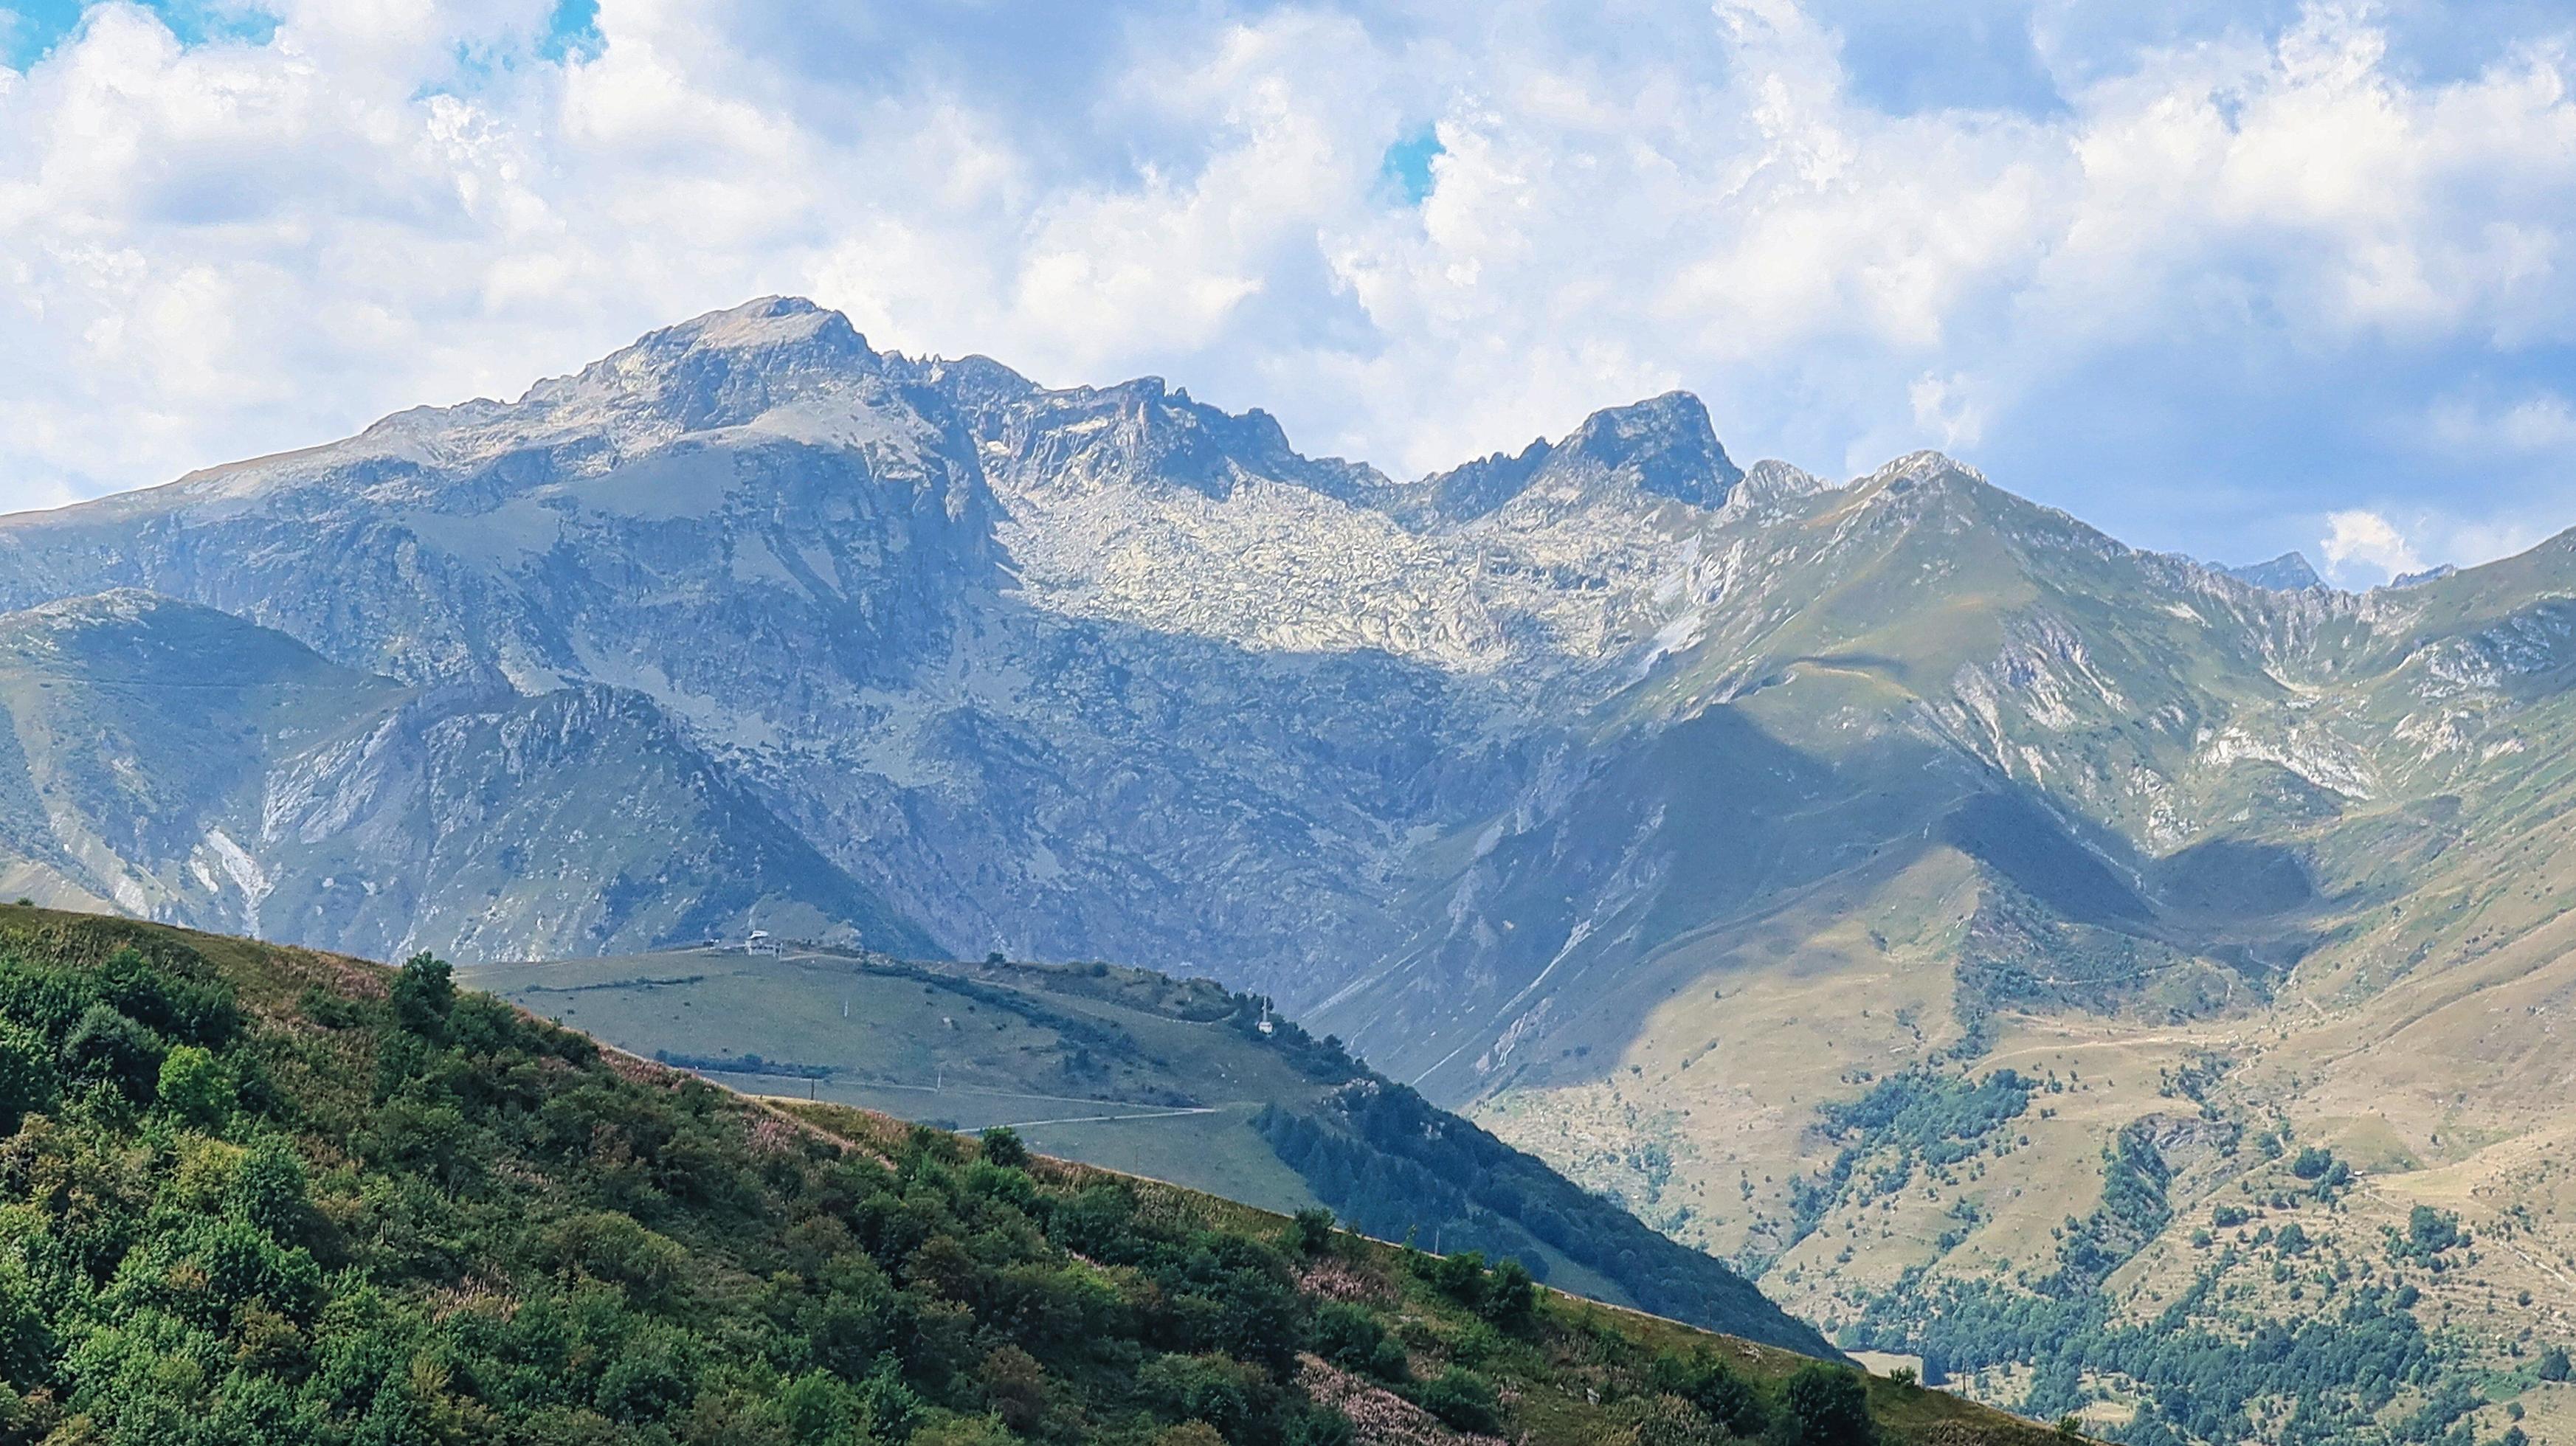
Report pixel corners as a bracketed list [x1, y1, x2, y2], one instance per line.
[1313, 1301, 1407, 1380]
[1782, 1364, 1876, 1446]
[1648, 1348, 1764, 1436]
[1415, 1368, 1499, 1434]
[1139, 1354, 1262, 1441]
[1612, 1393, 1724, 1446]
[229, 1136, 313, 1242]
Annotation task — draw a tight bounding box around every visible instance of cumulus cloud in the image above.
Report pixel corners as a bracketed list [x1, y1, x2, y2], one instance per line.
[2319, 509, 2426, 585]
[1, 0, 2574, 575]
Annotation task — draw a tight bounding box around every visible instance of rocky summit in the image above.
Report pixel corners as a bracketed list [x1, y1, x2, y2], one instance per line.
[6, 298, 2576, 1440]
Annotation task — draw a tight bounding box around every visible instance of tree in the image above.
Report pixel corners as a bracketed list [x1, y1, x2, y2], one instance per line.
[229, 1135, 313, 1242]
[2537, 1346, 2571, 1383]
[2407, 1205, 2462, 1256]
[60, 1003, 163, 1100]
[1287, 1206, 1337, 1259]
[1481, 1258, 1538, 1329]
[978, 1126, 1030, 1169]
[978, 1346, 1048, 1433]
[0, 1022, 55, 1127]
[1782, 1364, 1876, 1446]
[156, 1044, 230, 1125]
[390, 952, 454, 1038]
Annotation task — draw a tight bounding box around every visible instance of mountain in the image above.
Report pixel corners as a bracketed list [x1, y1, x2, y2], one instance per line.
[0, 589, 926, 961]
[2221, 553, 2322, 591]
[0, 905, 2065, 1445]
[4, 298, 2576, 1439]
[460, 944, 1837, 1357]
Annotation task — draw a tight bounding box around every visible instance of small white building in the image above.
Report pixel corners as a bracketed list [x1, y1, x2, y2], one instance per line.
[745, 930, 782, 957]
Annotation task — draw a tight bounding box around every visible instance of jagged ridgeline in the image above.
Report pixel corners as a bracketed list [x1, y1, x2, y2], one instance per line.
[0, 908, 2056, 1446]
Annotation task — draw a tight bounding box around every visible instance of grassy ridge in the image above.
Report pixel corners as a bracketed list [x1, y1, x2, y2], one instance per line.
[465, 948, 1835, 1355]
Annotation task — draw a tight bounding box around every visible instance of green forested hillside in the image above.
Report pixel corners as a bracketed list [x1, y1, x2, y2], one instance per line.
[0, 907, 2051, 1446]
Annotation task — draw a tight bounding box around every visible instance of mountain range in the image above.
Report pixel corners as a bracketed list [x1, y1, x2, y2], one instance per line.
[3, 297, 2575, 1440]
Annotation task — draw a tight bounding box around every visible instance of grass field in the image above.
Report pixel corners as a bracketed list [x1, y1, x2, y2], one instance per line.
[460, 947, 1346, 1217]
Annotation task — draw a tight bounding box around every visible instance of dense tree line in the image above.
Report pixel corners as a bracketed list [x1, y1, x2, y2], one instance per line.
[1256, 1080, 1838, 1357]
[1789, 1070, 2037, 1250]
[1848, 1270, 2476, 1446]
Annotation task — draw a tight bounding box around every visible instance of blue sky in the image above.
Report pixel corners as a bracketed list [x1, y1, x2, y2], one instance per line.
[3, 0, 2574, 583]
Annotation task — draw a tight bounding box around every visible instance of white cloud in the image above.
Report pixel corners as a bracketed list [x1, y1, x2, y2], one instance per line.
[0, 0, 2572, 576]
[2320, 508, 2425, 584]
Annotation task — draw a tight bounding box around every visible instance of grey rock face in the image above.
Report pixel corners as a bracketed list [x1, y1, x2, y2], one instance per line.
[0, 588, 927, 963]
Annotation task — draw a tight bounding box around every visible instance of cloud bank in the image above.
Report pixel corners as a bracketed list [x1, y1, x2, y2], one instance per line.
[3, 0, 2574, 582]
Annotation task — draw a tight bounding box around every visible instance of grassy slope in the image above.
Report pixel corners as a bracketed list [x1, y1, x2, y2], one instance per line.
[0, 905, 2056, 1446]
[457, 947, 1826, 1353]
[460, 949, 1338, 1231]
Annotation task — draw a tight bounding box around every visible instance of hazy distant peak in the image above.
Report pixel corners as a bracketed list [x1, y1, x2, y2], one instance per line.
[1736, 458, 1828, 505]
[1866, 449, 1985, 488]
[12, 587, 193, 626]
[2223, 552, 2324, 591]
[0, 589, 363, 685]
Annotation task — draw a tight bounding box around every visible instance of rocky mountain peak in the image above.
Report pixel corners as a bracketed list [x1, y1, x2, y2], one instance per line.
[1412, 391, 1741, 524]
[521, 296, 883, 436]
[977, 371, 1388, 505]
[1554, 391, 1741, 507]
